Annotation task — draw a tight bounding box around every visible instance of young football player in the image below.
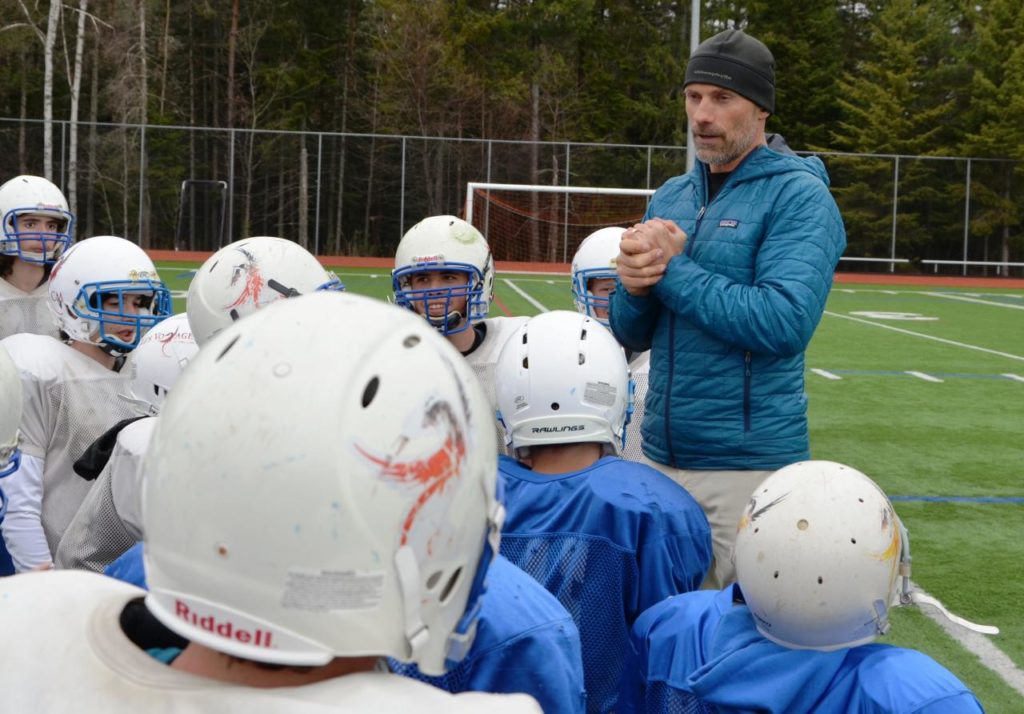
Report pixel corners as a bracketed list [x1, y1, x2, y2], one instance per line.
[0, 292, 540, 712]
[620, 461, 990, 713]
[54, 313, 198, 572]
[495, 310, 712, 713]
[0, 175, 74, 339]
[0, 235, 171, 571]
[393, 215, 526, 451]
[571, 226, 649, 462]
[186, 235, 343, 345]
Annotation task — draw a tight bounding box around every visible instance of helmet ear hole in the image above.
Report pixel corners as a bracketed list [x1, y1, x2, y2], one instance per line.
[361, 376, 380, 408]
[216, 334, 241, 362]
[439, 567, 464, 604]
[425, 570, 443, 591]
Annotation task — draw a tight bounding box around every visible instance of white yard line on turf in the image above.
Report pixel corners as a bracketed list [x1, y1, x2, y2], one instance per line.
[823, 311, 1024, 363]
[810, 368, 842, 380]
[913, 582, 1024, 698]
[906, 370, 943, 383]
[924, 291, 1024, 311]
[1002, 373, 1024, 383]
[503, 279, 549, 312]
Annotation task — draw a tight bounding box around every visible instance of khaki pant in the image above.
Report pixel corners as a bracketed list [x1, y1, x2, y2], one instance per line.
[642, 455, 771, 590]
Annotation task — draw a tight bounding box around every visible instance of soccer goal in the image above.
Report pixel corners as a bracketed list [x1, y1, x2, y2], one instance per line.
[464, 182, 655, 265]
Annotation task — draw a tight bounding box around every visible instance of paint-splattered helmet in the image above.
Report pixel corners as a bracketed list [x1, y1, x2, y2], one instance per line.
[186, 236, 343, 346]
[143, 292, 502, 674]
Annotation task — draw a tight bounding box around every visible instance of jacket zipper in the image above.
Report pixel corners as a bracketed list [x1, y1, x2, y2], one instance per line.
[743, 351, 752, 432]
[665, 179, 707, 465]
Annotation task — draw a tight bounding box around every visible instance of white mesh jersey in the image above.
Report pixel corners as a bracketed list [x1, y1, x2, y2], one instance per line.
[0, 276, 59, 340]
[55, 416, 155, 572]
[1, 332, 136, 554]
[0, 571, 543, 713]
[620, 350, 650, 463]
[464, 316, 528, 456]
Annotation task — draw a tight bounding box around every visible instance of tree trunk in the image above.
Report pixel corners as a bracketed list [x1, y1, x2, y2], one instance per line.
[529, 79, 540, 261]
[277, 153, 286, 238]
[299, 129, 309, 249]
[187, 5, 196, 249]
[1001, 179, 1012, 276]
[86, 34, 99, 237]
[19, 47, 28, 174]
[334, 3, 356, 255]
[43, 0, 61, 181]
[158, 0, 171, 116]
[226, 0, 239, 128]
[364, 62, 381, 247]
[67, 0, 89, 219]
[138, 0, 149, 247]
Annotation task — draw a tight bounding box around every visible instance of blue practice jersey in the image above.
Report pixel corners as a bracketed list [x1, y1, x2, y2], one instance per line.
[389, 554, 586, 713]
[103, 541, 146, 588]
[498, 455, 712, 713]
[621, 586, 984, 714]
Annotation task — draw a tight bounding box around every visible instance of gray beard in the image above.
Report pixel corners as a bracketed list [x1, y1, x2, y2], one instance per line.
[695, 120, 761, 167]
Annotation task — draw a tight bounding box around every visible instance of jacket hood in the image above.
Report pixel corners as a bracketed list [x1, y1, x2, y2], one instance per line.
[687, 604, 851, 712]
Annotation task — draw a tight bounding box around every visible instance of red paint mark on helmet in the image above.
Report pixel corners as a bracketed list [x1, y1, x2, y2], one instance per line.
[224, 248, 265, 309]
[355, 401, 466, 547]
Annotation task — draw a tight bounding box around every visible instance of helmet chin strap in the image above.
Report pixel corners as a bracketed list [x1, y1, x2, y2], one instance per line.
[896, 518, 999, 635]
[425, 310, 465, 333]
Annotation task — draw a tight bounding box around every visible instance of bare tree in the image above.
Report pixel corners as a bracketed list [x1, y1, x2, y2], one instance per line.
[42, 0, 60, 180]
[66, 0, 91, 218]
[12, 0, 58, 179]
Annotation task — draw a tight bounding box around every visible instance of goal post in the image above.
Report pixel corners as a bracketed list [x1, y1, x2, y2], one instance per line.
[464, 182, 655, 265]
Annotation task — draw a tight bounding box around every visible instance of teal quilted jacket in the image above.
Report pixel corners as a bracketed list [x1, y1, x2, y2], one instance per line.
[609, 145, 846, 469]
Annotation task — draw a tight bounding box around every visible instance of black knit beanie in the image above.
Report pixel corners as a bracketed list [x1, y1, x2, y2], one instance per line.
[684, 30, 775, 114]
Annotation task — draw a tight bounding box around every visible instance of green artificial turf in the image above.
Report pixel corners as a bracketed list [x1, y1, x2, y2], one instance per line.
[155, 263, 1024, 708]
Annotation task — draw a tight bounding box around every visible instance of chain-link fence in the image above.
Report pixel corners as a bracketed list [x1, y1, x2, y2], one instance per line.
[1, 118, 1021, 276]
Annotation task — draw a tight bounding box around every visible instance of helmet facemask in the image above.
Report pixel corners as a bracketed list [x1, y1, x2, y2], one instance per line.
[1, 208, 75, 265]
[73, 281, 174, 355]
[393, 263, 488, 336]
[571, 226, 625, 328]
[571, 267, 617, 326]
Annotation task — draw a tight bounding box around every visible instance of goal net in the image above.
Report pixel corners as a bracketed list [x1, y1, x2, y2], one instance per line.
[464, 182, 655, 265]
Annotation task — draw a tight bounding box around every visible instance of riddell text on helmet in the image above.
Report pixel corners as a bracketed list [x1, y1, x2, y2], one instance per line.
[175, 600, 275, 647]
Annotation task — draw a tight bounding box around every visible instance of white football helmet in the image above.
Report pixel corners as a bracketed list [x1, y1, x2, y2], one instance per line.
[495, 310, 632, 456]
[734, 461, 909, 651]
[122, 313, 199, 416]
[0, 344, 22, 481]
[571, 227, 624, 326]
[143, 292, 503, 675]
[186, 236, 344, 346]
[392, 215, 494, 335]
[47, 235, 172, 355]
[0, 175, 74, 264]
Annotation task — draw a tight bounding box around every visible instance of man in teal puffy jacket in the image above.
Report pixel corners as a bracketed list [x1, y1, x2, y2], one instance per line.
[609, 29, 846, 590]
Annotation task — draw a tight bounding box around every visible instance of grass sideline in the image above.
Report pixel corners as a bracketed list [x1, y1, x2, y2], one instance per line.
[157, 261, 1024, 709]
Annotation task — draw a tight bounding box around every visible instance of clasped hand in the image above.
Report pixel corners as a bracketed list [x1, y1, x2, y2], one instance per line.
[616, 219, 687, 296]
